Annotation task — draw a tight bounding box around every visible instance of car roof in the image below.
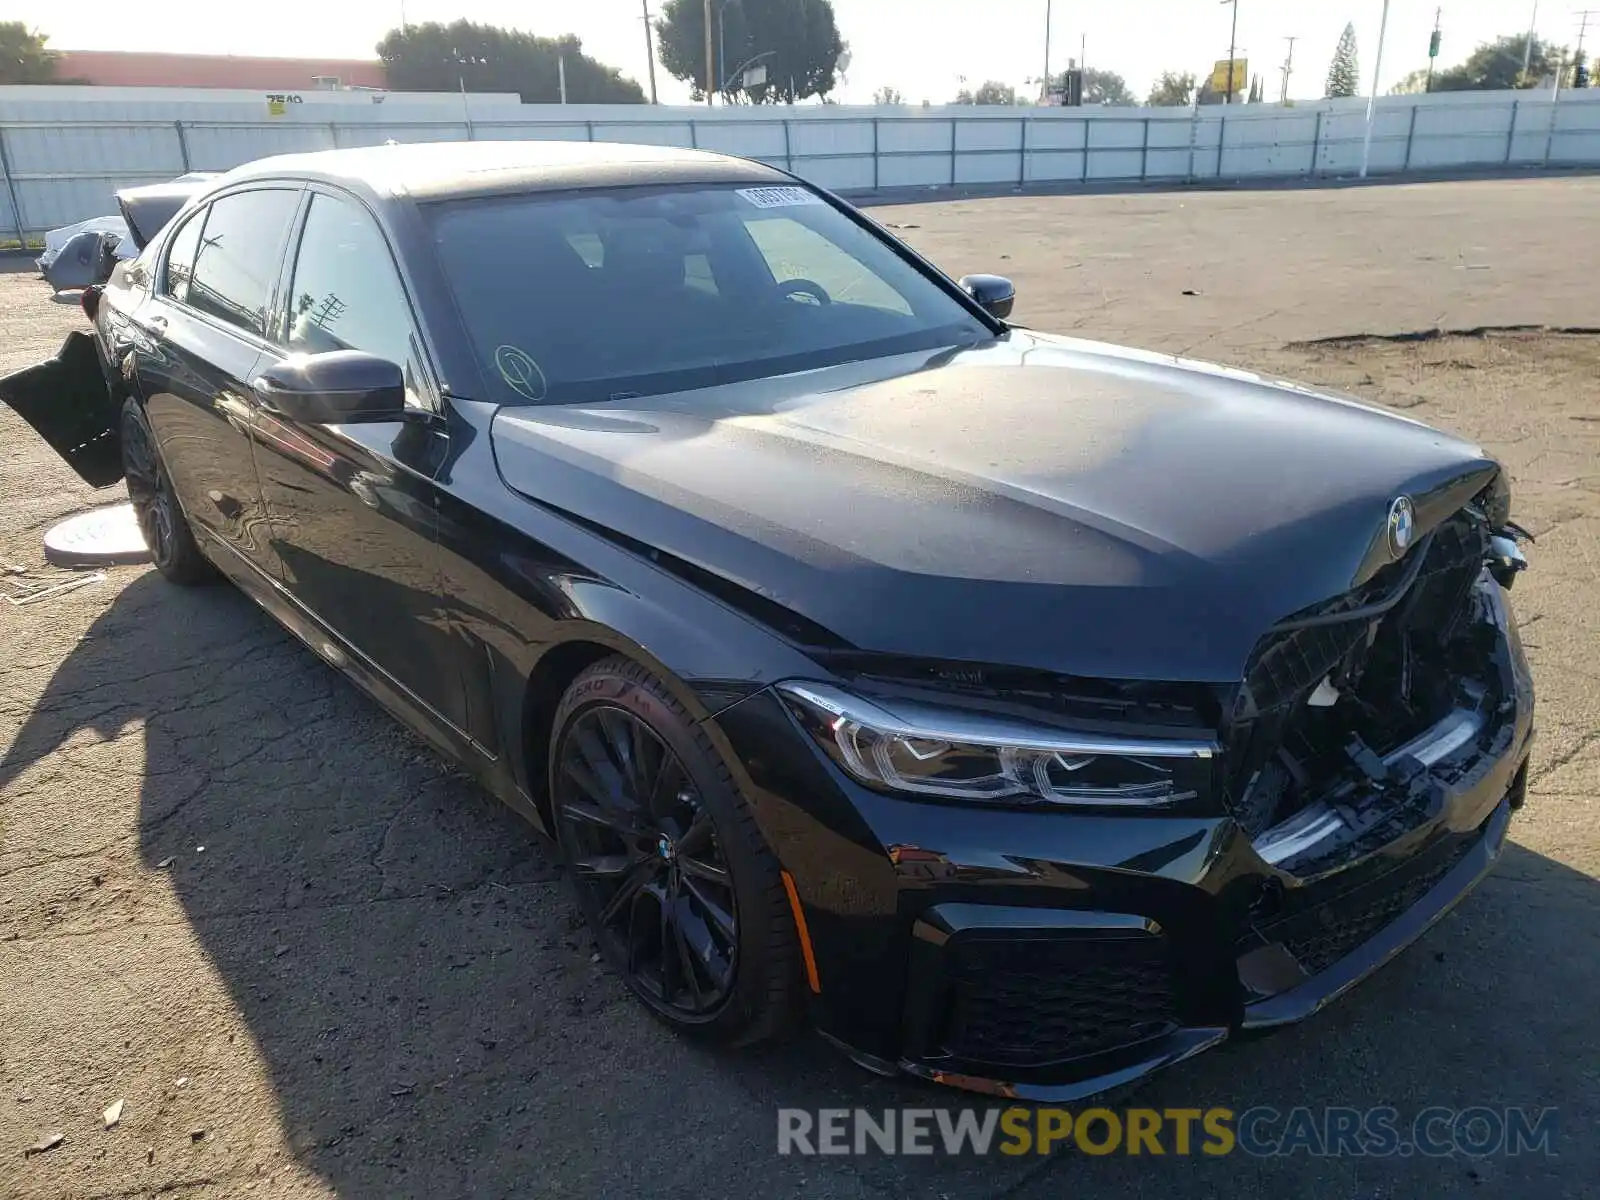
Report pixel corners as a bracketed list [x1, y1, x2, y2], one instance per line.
[219, 139, 791, 204]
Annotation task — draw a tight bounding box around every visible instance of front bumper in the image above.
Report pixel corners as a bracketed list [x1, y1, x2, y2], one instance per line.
[708, 585, 1534, 1102]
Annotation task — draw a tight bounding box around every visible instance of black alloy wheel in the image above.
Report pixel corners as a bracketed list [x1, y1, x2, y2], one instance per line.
[556, 704, 740, 1019]
[120, 399, 213, 585]
[550, 657, 801, 1045]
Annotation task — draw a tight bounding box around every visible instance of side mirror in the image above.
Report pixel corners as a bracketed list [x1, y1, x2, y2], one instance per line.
[251, 351, 405, 424]
[960, 273, 1016, 321]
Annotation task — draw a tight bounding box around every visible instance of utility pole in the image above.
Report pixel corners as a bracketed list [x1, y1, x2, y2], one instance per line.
[1042, 0, 1052, 103]
[703, 0, 715, 104]
[1425, 7, 1441, 92]
[1577, 10, 1598, 84]
[718, 1, 727, 95]
[1279, 35, 1297, 103]
[1522, 1, 1539, 84]
[641, 0, 659, 104]
[1222, 0, 1239, 103]
[1359, 0, 1393, 177]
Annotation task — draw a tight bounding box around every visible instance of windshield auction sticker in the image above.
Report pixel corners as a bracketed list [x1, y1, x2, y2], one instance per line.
[494, 345, 547, 402]
[736, 187, 824, 209]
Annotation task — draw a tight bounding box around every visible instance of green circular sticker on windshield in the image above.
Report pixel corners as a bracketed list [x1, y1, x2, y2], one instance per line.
[494, 345, 547, 402]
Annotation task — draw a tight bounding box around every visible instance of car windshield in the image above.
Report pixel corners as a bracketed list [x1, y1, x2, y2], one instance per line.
[425, 183, 993, 405]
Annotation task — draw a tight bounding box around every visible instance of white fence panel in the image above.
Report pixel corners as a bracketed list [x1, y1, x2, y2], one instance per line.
[185, 122, 334, 168]
[877, 118, 953, 154]
[1026, 150, 1085, 182]
[691, 120, 787, 158]
[3, 87, 1600, 239]
[6, 123, 181, 175]
[955, 151, 1020, 184]
[475, 123, 592, 142]
[956, 119, 1022, 152]
[877, 152, 950, 188]
[1027, 119, 1086, 151]
[790, 117, 872, 158]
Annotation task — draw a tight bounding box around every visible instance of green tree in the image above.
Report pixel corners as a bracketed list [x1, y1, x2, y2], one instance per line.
[872, 85, 904, 105]
[656, 0, 845, 103]
[1145, 70, 1196, 106]
[1326, 22, 1360, 97]
[377, 21, 644, 103]
[1432, 34, 1565, 90]
[1081, 67, 1134, 106]
[1050, 66, 1132, 105]
[1574, 49, 1590, 88]
[0, 22, 63, 84]
[956, 80, 1019, 105]
[1389, 68, 1431, 94]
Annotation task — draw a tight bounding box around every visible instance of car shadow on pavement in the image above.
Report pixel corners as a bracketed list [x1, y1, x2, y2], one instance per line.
[3, 569, 1595, 1198]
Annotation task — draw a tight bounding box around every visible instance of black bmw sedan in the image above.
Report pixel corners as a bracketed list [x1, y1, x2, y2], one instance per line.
[4, 141, 1534, 1100]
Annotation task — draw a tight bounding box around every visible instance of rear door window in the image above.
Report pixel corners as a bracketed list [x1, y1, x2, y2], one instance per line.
[162, 210, 205, 304]
[187, 188, 301, 339]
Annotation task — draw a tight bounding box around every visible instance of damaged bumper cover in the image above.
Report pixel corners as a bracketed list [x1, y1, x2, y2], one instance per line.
[710, 568, 1534, 1101]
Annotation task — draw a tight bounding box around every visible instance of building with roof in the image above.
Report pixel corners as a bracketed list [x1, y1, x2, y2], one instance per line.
[55, 51, 387, 92]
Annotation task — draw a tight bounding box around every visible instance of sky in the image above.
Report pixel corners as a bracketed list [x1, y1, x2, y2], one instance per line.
[13, 1, 1573, 104]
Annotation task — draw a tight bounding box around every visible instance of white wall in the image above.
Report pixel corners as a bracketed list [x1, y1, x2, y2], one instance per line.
[2, 85, 1598, 239]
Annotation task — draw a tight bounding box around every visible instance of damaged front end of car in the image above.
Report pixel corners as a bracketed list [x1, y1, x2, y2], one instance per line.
[1225, 492, 1533, 878]
[734, 477, 1536, 1100]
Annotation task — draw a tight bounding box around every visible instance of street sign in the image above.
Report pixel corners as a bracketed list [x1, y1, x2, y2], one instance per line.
[1209, 58, 1248, 96]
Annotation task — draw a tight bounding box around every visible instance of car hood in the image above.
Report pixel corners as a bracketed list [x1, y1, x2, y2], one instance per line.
[489, 330, 1496, 683]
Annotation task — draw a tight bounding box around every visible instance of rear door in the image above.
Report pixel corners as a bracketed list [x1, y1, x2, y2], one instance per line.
[137, 187, 302, 572]
[249, 187, 470, 742]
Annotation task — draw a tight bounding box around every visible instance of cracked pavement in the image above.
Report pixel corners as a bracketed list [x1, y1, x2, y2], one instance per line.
[2, 177, 1599, 1198]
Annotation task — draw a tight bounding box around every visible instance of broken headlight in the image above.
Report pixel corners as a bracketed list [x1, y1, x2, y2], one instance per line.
[778, 681, 1214, 807]
[1478, 470, 1513, 530]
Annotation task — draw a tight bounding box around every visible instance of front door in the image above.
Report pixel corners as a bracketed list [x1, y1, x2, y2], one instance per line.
[136, 188, 302, 570]
[250, 188, 470, 744]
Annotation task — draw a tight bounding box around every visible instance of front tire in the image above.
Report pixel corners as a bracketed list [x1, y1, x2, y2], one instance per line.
[550, 656, 801, 1046]
[120, 398, 214, 586]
